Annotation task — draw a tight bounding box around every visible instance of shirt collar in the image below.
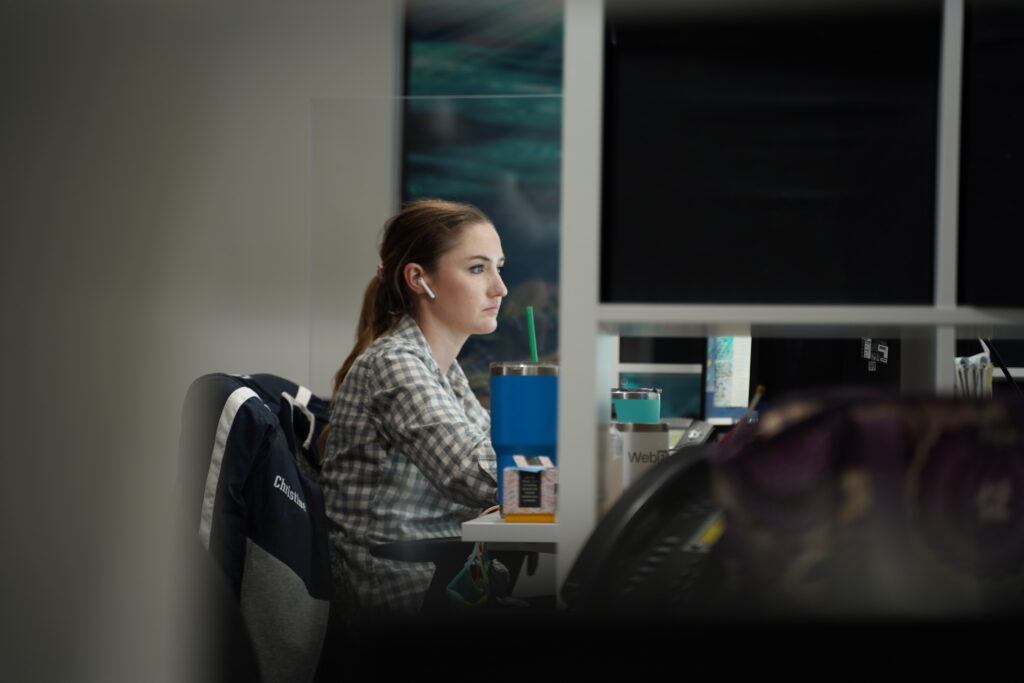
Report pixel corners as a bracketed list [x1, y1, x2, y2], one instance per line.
[389, 314, 462, 383]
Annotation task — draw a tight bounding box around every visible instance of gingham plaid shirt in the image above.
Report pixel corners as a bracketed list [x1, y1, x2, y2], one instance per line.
[320, 315, 497, 618]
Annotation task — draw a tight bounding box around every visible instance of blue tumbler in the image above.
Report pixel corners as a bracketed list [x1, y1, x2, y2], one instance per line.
[489, 362, 559, 511]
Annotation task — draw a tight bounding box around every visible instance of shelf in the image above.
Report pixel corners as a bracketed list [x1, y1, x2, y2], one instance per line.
[597, 304, 1024, 338]
[461, 511, 558, 549]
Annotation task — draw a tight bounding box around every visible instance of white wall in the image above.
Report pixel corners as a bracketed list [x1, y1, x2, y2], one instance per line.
[3, 2, 398, 680]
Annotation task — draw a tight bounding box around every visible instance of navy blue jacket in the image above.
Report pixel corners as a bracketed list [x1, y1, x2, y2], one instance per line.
[179, 373, 332, 682]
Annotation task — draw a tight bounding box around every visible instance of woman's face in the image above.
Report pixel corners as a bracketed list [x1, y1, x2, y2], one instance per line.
[423, 222, 508, 337]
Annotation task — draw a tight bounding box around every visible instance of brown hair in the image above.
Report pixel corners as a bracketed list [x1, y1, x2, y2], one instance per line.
[317, 199, 491, 459]
[332, 198, 492, 393]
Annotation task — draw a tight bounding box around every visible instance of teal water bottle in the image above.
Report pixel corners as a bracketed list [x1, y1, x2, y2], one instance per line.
[611, 387, 662, 423]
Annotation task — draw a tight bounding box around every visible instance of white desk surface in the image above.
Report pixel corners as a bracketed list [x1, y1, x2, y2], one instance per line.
[461, 511, 558, 549]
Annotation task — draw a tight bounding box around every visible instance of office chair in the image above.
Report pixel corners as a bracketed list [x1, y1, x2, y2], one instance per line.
[176, 535, 261, 683]
[178, 373, 333, 683]
[179, 373, 535, 680]
[369, 537, 531, 616]
[561, 444, 732, 623]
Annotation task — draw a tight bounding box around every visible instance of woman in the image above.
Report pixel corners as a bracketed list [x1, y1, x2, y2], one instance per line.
[320, 198, 508, 624]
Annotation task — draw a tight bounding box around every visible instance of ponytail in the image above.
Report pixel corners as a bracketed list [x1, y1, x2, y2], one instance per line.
[333, 276, 400, 395]
[317, 276, 397, 461]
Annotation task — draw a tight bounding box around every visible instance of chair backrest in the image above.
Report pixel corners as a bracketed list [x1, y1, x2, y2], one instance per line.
[178, 373, 332, 683]
[561, 445, 727, 621]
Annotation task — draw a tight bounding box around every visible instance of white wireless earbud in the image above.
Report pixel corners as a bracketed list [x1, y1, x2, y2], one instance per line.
[417, 275, 437, 300]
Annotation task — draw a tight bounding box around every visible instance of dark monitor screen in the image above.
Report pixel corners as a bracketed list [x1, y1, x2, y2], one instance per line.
[749, 337, 901, 409]
[958, 2, 1024, 307]
[601, 2, 941, 304]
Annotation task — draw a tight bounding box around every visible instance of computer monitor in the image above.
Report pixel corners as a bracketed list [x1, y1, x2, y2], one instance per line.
[601, 2, 940, 305]
[748, 337, 901, 410]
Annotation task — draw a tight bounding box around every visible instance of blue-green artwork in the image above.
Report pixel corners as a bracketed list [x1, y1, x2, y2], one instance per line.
[706, 337, 752, 424]
[402, 0, 563, 400]
[404, 0, 563, 97]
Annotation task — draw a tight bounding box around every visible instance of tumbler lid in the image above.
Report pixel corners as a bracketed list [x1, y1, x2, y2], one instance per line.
[490, 362, 559, 377]
[611, 387, 661, 401]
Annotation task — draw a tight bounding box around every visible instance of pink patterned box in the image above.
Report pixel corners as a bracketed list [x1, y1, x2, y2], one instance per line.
[501, 455, 557, 518]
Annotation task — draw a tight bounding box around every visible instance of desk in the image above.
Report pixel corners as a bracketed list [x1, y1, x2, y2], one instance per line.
[461, 512, 557, 553]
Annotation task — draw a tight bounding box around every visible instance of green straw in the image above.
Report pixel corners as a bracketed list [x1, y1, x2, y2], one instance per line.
[526, 305, 538, 363]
